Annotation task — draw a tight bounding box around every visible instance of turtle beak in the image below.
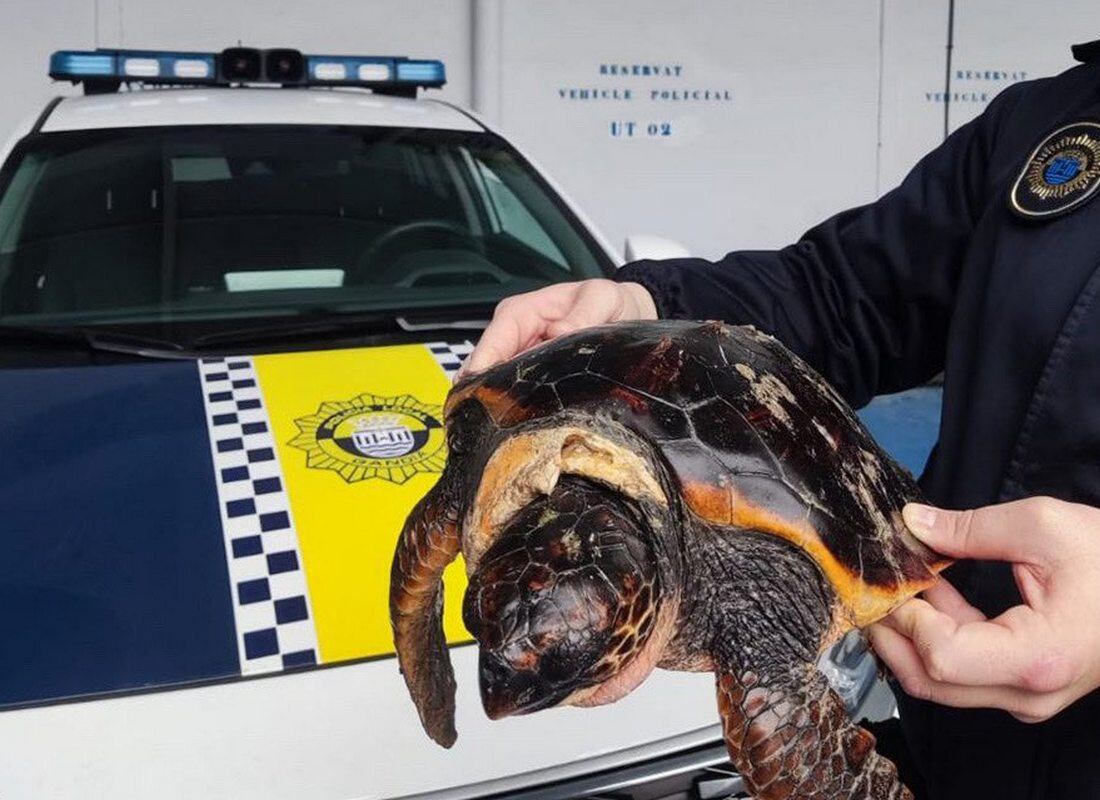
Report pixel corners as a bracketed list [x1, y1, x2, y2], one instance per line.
[477, 649, 573, 719]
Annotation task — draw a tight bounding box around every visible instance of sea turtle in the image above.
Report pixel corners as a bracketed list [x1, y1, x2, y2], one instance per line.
[390, 320, 950, 800]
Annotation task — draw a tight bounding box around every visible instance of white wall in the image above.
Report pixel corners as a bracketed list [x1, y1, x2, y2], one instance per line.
[878, 0, 1100, 191]
[877, 0, 949, 193]
[482, 0, 1100, 258]
[948, 0, 1099, 132]
[0, 0, 1098, 260]
[0, 0, 99, 138]
[492, 0, 883, 257]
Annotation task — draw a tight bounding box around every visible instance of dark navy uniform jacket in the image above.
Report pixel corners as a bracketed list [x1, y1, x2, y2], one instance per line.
[616, 43, 1100, 800]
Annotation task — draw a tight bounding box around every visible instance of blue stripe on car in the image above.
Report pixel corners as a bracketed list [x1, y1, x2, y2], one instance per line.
[0, 361, 239, 707]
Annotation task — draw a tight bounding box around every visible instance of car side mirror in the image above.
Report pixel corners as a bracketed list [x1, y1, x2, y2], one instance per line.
[622, 234, 691, 262]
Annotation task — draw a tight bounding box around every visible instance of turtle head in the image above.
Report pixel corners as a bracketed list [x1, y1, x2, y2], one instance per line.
[462, 475, 662, 720]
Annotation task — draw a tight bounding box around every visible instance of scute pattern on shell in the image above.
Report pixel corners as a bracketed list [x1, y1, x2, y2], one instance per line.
[447, 320, 947, 603]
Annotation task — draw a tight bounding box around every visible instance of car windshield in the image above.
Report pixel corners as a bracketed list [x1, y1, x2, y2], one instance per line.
[0, 123, 610, 336]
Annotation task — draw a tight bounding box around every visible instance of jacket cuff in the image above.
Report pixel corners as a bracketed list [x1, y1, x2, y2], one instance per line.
[613, 261, 689, 320]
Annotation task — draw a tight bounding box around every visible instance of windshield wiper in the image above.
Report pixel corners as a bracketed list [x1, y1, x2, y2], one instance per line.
[395, 315, 488, 332]
[0, 324, 189, 359]
[192, 308, 490, 350]
[191, 311, 395, 349]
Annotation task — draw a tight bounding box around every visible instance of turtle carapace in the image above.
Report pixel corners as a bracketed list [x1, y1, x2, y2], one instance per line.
[390, 320, 950, 800]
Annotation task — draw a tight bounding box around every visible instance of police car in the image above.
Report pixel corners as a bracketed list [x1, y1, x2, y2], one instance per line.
[0, 47, 924, 800]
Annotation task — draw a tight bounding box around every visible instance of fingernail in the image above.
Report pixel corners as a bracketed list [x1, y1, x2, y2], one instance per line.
[903, 503, 938, 539]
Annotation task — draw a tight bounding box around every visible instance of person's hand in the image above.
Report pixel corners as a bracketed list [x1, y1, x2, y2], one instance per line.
[868, 496, 1100, 723]
[457, 279, 657, 379]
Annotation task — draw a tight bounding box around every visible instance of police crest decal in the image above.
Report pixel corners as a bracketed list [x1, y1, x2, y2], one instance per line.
[290, 393, 445, 484]
[1010, 121, 1100, 219]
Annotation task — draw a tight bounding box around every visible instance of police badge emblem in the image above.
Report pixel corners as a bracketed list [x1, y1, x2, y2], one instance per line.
[290, 393, 445, 484]
[1010, 121, 1100, 219]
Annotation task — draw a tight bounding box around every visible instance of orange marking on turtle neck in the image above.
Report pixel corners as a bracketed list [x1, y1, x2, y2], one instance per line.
[681, 481, 940, 630]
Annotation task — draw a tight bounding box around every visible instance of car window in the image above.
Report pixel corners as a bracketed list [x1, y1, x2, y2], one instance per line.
[0, 124, 611, 333]
[472, 156, 568, 269]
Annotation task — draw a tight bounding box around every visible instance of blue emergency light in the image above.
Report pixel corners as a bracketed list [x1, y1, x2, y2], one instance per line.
[49, 47, 446, 96]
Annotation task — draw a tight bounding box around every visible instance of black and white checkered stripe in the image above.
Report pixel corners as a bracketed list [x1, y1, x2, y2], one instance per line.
[198, 358, 319, 675]
[426, 340, 474, 379]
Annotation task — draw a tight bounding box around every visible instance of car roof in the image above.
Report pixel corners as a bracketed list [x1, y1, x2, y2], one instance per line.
[40, 87, 484, 133]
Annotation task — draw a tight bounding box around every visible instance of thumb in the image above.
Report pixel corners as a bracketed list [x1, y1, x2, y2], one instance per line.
[460, 324, 518, 376]
[902, 502, 1038, 563]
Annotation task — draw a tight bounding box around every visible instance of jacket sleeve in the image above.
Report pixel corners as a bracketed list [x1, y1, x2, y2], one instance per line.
[614, 85, 1027, 408]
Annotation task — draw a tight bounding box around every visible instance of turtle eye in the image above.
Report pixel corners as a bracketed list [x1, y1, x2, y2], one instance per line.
[446, 424, 467, 455]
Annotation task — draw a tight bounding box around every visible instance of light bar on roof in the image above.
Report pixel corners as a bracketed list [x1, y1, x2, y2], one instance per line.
[303, 55, 443, 90]
[357, 63, 391, 81]
[123, 57, 160, 77]
[50, 51, 115, 77]
[396, 60, 445, 83]
[50, 49, 218, 90]
[173, 58, 212, 79]
[311, 61, 348, 81]
[49, 47, 445, 95]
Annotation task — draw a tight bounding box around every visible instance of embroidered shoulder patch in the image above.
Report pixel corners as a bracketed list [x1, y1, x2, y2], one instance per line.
[1010, 121, 1100, 219]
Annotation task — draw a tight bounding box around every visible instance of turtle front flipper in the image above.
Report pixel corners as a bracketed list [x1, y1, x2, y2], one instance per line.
[715, 662, 911, 800]
[390, 478, 462, 747]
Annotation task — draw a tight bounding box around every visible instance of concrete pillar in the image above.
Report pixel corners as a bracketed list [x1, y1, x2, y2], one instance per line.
[470, 0, 502, 125]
